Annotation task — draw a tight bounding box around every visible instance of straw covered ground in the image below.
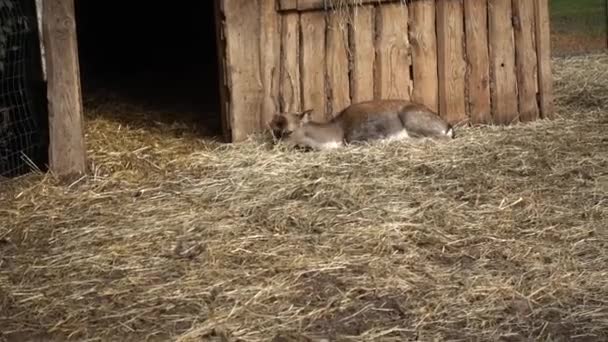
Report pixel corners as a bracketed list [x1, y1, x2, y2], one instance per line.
[1, 54, 608, 341]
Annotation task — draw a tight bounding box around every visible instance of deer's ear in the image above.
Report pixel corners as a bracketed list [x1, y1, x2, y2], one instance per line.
[269, 114, 287, 129]
[298, 109, 313, 124]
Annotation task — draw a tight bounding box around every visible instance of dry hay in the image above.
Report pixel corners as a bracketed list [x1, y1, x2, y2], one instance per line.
[1, 54, 607, 342]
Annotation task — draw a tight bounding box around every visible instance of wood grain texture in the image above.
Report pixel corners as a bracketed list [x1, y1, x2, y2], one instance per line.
[534, 0, 554, 119]
[279, 0, 401, 11]
[326, 13, 351, 115]
[513, 0, 539, 122]
[214, 0, 231, 140]
[223, 0, 280, 141]
[374, 3, 411, 100]
[279, 13, 301, 113]
[258, 0, 281, 128]
[436, 0, 467, 124]
[463, 0, 491, 124]
[300, 11, 327, 120]
[409, 0, 438, 112]
[488, 0, 519, 125]
[42, 0, 86, 176]
[350, 5, 375, 103]
[278, 0, 298, 11]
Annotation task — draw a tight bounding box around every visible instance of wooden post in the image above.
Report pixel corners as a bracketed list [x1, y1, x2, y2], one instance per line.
[436, 0, 467, 125]
[488, 0, 519, 125]
[41, 0, 86, 176]
[534, 0, 554, 119]
[300, 11, 327, 120]
[375, 3, 411, 101]
[349, 5, 375, 103]
[464, 0, 492, 125]
[513, 0, 540, 122]
[213, 0, 232, 142]
[409, 0, 438, 113]
[222, 0, 280, 141]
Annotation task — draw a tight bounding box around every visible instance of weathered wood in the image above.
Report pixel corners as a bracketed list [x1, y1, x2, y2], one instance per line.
[278, 0, 401, 12]
[279, 0, 298, 11]
[300, 11, 327, 120]
[409, 0, 438, 112]
[513, 0, 539, 122]
[259, 0, 281, 127]
[488, 0, 519, 125]
[374, 3, 411, 100]
[436, 0, 467, 124]
[42, 0, 86, 176]
[534, 0, 554, 119]
[463, 0, 491, 124]
[350, 5, 375, 103]
[279, 13, 301, 113]
[223, 0, 262, 141]
[326, 13, 351, 115]
[214, 0, 231, 141]
[35, 0, 46, 81]
[223, 0, 280, 141]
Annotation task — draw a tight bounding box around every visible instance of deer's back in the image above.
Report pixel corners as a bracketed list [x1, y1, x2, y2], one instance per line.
[332, 100, 414, 142]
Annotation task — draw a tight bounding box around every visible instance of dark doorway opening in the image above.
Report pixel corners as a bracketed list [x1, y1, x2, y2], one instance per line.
[74, 0, 223, 139]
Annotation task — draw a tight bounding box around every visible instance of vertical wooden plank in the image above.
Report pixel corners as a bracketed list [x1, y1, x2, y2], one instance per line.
[222, 0, 280, 141]
[350, 5, 375, 103]
[488, 0, 518, 125]
[223, 0, 262, 141]
[35, 0, 46, 81]
[300, 11, 327, 120]
[534, 0, 554, 119]
[259, 0, 281, 128]
[375, 3, 411, 100]
[214, 0, 231, 141]
[409, 0, 438, 112]
[326, 13, 351, 115]
[436, 0, 467, 124]
[279, 13, 301, 113]
[464, 0, 492, 124]
[42, 0, 86, 176]
[279, 0, 298, 10]
[513, 0, 539, 122]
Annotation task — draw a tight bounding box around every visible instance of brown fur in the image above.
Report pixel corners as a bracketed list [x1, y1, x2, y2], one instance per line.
[268, 99, 454, 150]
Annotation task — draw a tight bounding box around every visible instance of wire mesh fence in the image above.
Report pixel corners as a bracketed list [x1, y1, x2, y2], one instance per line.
[550, 0, 608, 56]
[0, 0, 47, 179]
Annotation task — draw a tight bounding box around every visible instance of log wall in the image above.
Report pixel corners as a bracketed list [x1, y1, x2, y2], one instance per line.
[219, 0, 554, 142]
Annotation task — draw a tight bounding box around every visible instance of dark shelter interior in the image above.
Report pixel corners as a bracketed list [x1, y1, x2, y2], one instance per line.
[74, 0, 223, 138]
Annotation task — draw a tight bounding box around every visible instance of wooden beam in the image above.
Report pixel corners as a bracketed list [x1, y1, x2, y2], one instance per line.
[279, 12, 302, 113]
[409, 0, 438, 112]
[513, 0, 540, 122]
[35, 0, 46, 81]
[436, 0, 467, 124]
[214, 0, 232, 141]
[534, 0, 554, 119]
[488, 0, 519, 125]
[278, 0, 402, 12]
[464, 0, 491, 124]
[300, 11, 327, 120]
[42, 0, 86, 176]
[326, 13, 351, 114]
[222, 0, 280, 142]
[375, 3, 411, 100]
[349, 5, 375, 103]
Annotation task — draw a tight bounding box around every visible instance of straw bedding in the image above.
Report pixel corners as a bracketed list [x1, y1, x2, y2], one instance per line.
[1, 54, 607, 341]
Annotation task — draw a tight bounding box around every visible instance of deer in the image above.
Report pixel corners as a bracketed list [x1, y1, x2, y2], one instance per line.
[268, 99, 455, 151]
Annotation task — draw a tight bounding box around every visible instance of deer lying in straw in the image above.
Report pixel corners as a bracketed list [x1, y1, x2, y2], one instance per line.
[268, 99, 455, 151]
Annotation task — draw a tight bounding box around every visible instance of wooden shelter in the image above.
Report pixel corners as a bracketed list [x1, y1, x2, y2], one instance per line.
[40, 0, 554, 176]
